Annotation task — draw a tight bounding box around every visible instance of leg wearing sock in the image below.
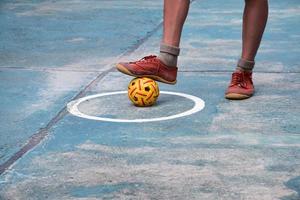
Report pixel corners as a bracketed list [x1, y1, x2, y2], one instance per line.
[236, 0, 268, 72]
[240, 0, 268, 62]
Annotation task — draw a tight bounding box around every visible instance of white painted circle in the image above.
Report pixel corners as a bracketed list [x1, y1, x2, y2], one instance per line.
[67, 91, 205, 123]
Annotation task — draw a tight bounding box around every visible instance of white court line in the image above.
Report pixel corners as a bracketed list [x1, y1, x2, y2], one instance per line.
[67, 91, 205, 123]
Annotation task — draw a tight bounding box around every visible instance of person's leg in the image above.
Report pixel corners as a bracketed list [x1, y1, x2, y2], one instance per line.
[162, 0, 190, 47]
[226, 0, 268, 99]
[241, 0, 268, 63]
[117, 0, 190, 84]
[159, 0, 190, 67]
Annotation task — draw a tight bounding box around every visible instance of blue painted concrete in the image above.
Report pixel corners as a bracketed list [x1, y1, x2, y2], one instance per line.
[0, 0, 163, 69]
[0, 0, 300, 199]
[1, 72, 300, 199]
[0, 1, 163, 166]
[70, 182, 143, 198]
[0, 69, 96, 164]
[284, 176, 300, 200]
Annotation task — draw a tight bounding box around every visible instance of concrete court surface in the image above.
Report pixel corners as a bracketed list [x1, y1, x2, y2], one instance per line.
[0, 0, 300, 199]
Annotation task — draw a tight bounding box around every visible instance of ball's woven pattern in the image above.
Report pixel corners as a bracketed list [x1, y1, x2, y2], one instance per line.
[128, 77, 159, 107]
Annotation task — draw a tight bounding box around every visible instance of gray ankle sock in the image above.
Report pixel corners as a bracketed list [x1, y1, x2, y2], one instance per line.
[236, 58, 255, 72]
[158, 43, 180, 67]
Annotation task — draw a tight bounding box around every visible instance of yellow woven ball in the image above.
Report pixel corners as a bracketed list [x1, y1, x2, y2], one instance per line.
[128, 77, 160, 107]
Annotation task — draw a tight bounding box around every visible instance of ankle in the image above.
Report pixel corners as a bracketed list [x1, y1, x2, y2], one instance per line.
[236, 58, 255, 72]
[158, 43, 180, 67]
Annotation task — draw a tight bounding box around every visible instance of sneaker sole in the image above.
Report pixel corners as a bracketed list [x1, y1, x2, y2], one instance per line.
[225, 93, 252, 100]
[116, 63, 177, 85]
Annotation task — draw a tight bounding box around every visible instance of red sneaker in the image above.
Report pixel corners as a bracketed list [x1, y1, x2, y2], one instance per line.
[225, 70, 254, 100]
[116, 55, 177, 84]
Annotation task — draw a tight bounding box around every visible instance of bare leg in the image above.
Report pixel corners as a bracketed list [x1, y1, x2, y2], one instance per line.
[162, 0, 190, 47]
[241, 0, 268, 61]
